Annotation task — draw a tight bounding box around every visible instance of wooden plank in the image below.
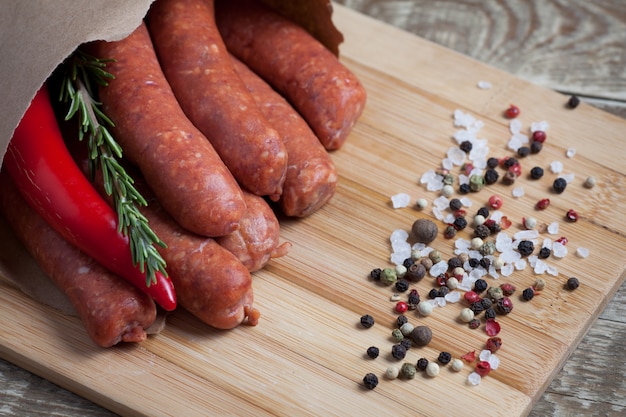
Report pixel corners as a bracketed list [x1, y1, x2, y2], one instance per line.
[1, 4, 626, 416]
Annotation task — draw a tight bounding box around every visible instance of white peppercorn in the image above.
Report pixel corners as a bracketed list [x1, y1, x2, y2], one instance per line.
[417, 301, 433, 316]
[441, 184, 454, 197]
[425, 362, 440, 377]
[416, 198, 428, 210]
[385, 366, 399, 380]
[459, 307, 475, 323]
[470, 237, 484, 250]
[450, 358, 464, 372]
[400, 322, 415, 337]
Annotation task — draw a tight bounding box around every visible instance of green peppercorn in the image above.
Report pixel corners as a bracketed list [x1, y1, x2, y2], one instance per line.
[363, 373, 378, 389]
[479, 241, 496, 256]
[443, 173, 455, 186]
[391, 328, 404, 342]
[400, 362, 417, 379]
[469, 174, 485, 192]
[379, 267, 398, 285]
[487, 286, 504, 300]
[429, 249, 442, 263]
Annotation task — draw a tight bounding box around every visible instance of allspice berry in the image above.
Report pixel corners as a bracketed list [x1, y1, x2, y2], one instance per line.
[412, 218, 438, 244]
[411, 325, 433, 347]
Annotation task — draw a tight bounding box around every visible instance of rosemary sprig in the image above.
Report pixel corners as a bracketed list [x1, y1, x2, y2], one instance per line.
[59, 50, 168, 286]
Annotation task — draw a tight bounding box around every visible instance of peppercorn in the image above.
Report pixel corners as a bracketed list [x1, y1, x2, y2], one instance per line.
[474, 207, 488, 219]
[567, 95, 580, 109]
[362, 373, 378, 389]
[379, 267, 397, 285]
[508, 163, 522, 177]
[369, 268, 382, 281]
[517, 146, 530, 158]
[459, 183, 470, 194]
[391, 344, 407, 360]
[469, 174, 485, 192]
[485, 157, 498, 169]
[412, 218, 438, 244]
[447, 257, 463, 270]
[480, 297, 493, 310]
[533, 278, 546, 291]
[495, 297, 514, 314]
[501, 170, 517, 185]
[475, 361, 491, 377]
[405, 262, 426, 282]
[556, 236, 569, 245]
[479, 257, 492, 270]
[479, 241, 496, 256]
[523, 216, 537, 230]
[402, 257, 414, 269]
[400, 362, 417, 379]
[553, 177, 567, 194]
[438, 351, 452, 365]
[400, 338, 413, 351]
[484, 308, 497, 320]
[584, 176, 596, 188]
[536, 198, 550, 210]
[468, 258, 481, 268]
[448, 198, 462, 212]
[391, 328, 404, 342]
[566, 277, 580, 290]
[407, 293, 420, 310]
[416, 357, 429, 371]
[420, 257, 433, 270]
[443, 225, 457, 239]
[469, 318, 481, 329]
[459, 140, 473, 153]
[472, 224, 489, 240]
[484, 168, 499, 185]
[522, 287, 535, 301]
[384, 366, 399, 380]
[469, 301, 485, 315]
[453, 216, 468, 231]
[504, 104, 520, 118]
[488, 195, 503, 210]
[427, 288, 439, 299]
[429, 249, 442, 263]
[486, 337, 502, 353]
[395, 279, 409, 293]
[530, 140, 543, 154]
[474, 279, 488, 293]
[502, 156, 518, 168]
[518, 240, 534, 256]
[500, 283, 516, 296]
[396, 314, 408, 327]
[360, 314, 375, 328]
[366, 346, 380, 359]
[395, 301, 409, 314]
[488, 286, 504, 300]
[486, 220, 501, 235]
[530, 166, 544, 180]
[439, 287, 450, 297]
[411, 325, 433, 346]
[566, 209, 579, 222]
[425, 362, 440, 377]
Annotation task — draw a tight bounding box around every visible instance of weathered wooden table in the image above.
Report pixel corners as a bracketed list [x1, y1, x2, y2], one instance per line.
[1, 1, 625, 416]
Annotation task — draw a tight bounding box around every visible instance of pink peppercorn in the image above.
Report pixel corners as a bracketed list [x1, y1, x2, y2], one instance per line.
[504, 104, 520, 119]
[536, 198, 550, 210]
[464, 291, 481, 304]
[566, 209, 579, 222]
[508, 163, 522, 177]
[395, 301, 409, 314]
[475, 361, 491, 377]
[556, 236, 569, 245]
[488, 195, 503, 210]
[532, 130, 547, 143]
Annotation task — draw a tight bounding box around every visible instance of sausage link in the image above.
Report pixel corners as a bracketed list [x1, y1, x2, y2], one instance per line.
[89, 22, 245, 237]
[216, 191, 291, 273]
[230, 55, 338, 217]
[0, 170, 157, 348]
[215, 0, 367, 150]
[147, 0, 288, 200]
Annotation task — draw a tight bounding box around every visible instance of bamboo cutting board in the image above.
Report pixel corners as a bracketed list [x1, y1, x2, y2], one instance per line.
[1, 4, 626, 416]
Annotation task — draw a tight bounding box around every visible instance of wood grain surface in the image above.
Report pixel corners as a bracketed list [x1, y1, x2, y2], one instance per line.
[1, 1, 626, 416]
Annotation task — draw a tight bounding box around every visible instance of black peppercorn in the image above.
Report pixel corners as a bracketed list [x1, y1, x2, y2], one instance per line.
[366, 346, 380, 359]
[480, 297, 493, 310]
[474, 279, 488, 293]
[484, 307, 497, 319]
[495, 297, 514, 314]
[468, 258, 481, 268]
[539, 247, 551, 259]
[567, 95, 580, 109]
[553, 177, 567, 194]
[530, 140, 543, 154]
[474, 224, 490, 239]
[487, 157, 499, 169]
[530, 166, 544, 180]
[437, 351, 452, 365]
[396, 314, 408, 327]
[459, 183, 470, 194]
[391, 344, 407, 360]
[438, 286, 450, 297]
[428, 288, 439, 299]
[518, 240, 535, 257]
[369, 268, 382, 281]
[449, 198, 463, 211]
[522, 287, 535, 301]
[416, 357, 429, 371]
[453, 216, 468, 230]
[477, 207, 490, 218]
[460, 140, 473, 153]
[503, 157, 518, 168]
[566, 277, 580, 290]
[448, 257, 463, 270]
[400, 338, 413, 350]
[407, 292, 420, 309]
[479, 257, 491, 269]
[402, 257, 414, 269]
[395, 279, 409, 293]
[486, 221, 501, 235]
[360, 314, 375, 328]
[484, 168, 499, 185]
[470, 301, 485, 315]
[444, 225, 457, 239]
[501, 170, 517, 185]
[363, 373, 378, 390]
[517, 146, 530, 158]
[469, 318, 481, 329]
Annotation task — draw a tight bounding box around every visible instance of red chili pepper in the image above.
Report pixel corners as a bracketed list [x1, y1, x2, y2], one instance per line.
[3, 84, 177, 311]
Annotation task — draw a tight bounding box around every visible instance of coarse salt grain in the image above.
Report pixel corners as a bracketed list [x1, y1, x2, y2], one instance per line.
[512, 187, 525, 198]
[468, 372, 482, 386]
[546, 265, 559, 276]
[500, 263, 514, 276]
[547, 222, 559, 235]
[477, 80, 492, 89]
[552, 241, 568, 258]
[391, 193, 411, 208]
[550, 161, 563, 174]
[566, 148, 576, 158]
[509, 119, 522, 134]
[430, 260, 449, 277]
[447, 147, 467, 165]
[560, 173, 575, 183]
[444, 291, 461, 303]
[514, 229, 539, 240]
[530, 121, 550, 132]
[576, 247, 590, 258]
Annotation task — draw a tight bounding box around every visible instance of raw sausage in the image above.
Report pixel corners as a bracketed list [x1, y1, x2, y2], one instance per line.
[215, 0, 367, 150]
[230, 55, 338, 217]
[0, 170, 157, 348]
[89, 22, 245, 237]
[216, 191, 291, 273]
[147, 0, 288, 200]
